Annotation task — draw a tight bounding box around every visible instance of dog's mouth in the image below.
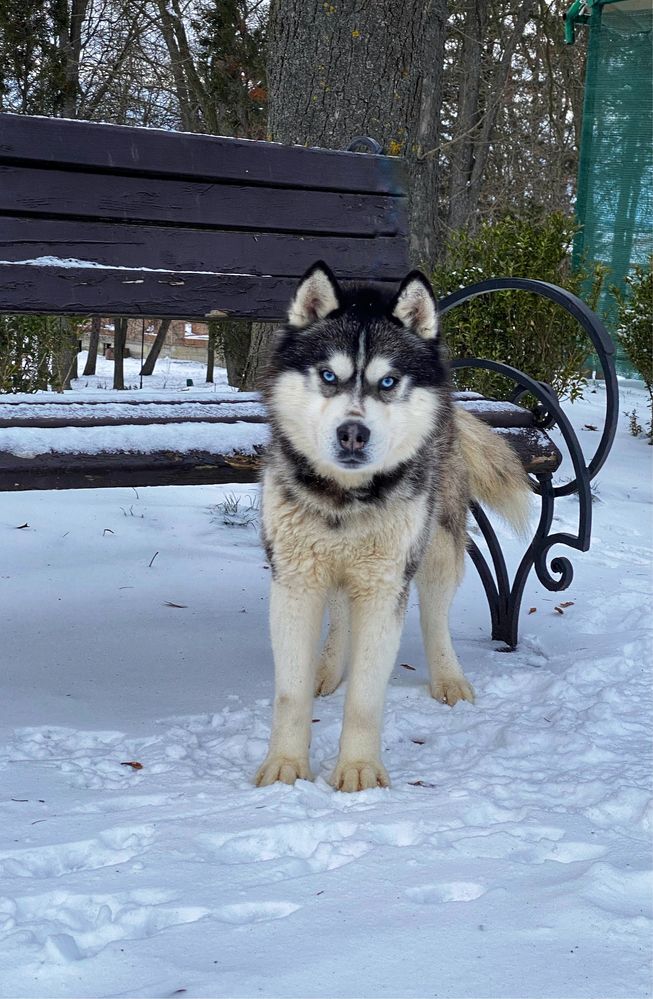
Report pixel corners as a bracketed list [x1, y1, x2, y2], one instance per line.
[336, 451, 370, 468]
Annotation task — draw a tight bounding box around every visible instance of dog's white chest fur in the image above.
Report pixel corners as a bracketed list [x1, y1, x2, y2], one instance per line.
[262, 472, 430, 595]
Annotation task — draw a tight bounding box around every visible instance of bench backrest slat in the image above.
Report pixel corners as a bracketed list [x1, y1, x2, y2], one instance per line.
[2, 219, 407, 281]
[0, 113, 410, 319]
[2, 166, 404, 237]
[0, 113, 406, 194]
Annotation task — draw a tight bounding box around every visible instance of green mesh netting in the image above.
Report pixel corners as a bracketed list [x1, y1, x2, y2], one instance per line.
[574, 1, 653, 376]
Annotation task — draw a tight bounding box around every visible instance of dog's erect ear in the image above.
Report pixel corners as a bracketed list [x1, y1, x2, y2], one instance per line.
[288, 261, 342, 328]
[390, 271, 439, 340]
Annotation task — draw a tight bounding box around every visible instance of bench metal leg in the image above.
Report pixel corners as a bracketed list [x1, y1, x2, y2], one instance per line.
[468, 475, 560, 649]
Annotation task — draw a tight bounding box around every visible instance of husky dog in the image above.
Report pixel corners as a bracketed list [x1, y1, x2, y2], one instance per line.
[255, 262, 530, 792]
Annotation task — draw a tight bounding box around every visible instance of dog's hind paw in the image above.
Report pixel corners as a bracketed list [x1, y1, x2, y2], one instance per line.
[314, 662, 345, 697]
[330, 759, 390, 793]
[255, 756, 313, 787]
[431, 676, 475, 706]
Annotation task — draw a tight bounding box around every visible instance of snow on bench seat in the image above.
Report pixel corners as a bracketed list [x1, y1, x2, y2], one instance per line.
[0, 395, 562, 490]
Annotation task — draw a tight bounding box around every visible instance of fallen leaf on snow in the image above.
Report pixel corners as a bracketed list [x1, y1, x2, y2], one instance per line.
[120, 761, 143, 770]
[16, 523, 29, 529]
[401, 663, 416, 671]
[528, 607, 537, 614]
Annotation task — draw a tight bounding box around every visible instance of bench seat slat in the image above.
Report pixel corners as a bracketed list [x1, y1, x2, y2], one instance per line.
[0, 113, 407, 195]
[0, 397, 562, 490]
[0, 398, 537, 430]
[0, 450, 263, 491]
[0, 218, 410, 281]
[1, 167, 406, 237]
[0, 413, 268, 429]
[0, 429, 560, 491]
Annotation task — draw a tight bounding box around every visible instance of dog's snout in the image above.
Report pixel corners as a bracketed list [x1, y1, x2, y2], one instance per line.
[337, 421, 370, 453]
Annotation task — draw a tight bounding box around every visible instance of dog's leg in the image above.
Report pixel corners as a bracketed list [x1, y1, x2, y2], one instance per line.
[315, 588, 350, 696]
[330, 588, 404, 791]
[255, 580, 325, 786]
[416, 527, 475, 706]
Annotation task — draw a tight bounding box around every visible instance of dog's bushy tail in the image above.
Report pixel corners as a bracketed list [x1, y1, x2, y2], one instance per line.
[455, 408, 533, 536]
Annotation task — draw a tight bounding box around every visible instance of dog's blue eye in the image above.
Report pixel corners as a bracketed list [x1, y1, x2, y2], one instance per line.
[321, 369, 337, 384]
[379, 375, 397, 390]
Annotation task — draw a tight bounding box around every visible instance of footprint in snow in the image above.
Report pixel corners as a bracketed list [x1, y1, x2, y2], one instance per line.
[406, 882, 487, 904]
[201, 820, 372, 884]
[201, 818, 425, 887]
[1, 889, 210, 961]
[0, 824, 156, 879]
[213, 901, 301, 924]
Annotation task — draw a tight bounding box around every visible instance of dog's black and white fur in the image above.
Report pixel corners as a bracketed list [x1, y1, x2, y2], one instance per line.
[256, 263, 530, 791]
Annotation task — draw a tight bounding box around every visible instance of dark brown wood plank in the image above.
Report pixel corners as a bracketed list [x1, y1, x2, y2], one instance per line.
[458, 400, 534, 429]
[0, 449, 263, 491]
[0, 113, 408, 195]
[498, 428, 562, 473]
[0, 266, 300, 319]
[0, 424, 561, 493]
[0, 217, 410, 281]
[0, 166, 406, 237]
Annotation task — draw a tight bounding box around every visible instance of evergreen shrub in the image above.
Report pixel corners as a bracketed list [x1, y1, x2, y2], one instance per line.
[0, 314, 57, 393]
[432, 211, 606, 401]
[615, 258, 653, 440]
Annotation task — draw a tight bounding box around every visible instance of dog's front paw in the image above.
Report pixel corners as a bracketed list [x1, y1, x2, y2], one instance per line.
[255, 756, 313, 787]
[431, 675, 475, 706]
[330, 759, 390, 792]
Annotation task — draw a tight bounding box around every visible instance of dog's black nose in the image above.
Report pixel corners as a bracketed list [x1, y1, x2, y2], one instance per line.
[337, 421, 370, 453]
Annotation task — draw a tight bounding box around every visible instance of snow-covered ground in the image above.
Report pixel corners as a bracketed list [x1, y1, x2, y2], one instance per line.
[0, 357, 651, 999]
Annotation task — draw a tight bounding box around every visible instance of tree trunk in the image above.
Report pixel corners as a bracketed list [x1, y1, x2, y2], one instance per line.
[237, 0, 448, 390]
[206, 320, 218, 383]
[221, 318, 254, 387]
[446, 0, 537, 236]
[446, 3, 489, 234]
[240, 323, 273, 391]
[267, 0, 448, 270]
[51, 0, 89, 117]
[51, 318, 79, 391]
[140, 318, 171, 376]
[83, 315, 101, 375]
[113, 317, 127, 390]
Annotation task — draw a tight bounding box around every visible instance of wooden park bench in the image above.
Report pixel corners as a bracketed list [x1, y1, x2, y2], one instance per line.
[0, 113, 619, 647]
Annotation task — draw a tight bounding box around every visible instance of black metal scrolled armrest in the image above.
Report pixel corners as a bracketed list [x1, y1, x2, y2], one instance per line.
[439, 278, 620, 647]
[438, 278, 619, 490]
[448, 356, 591, 512]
